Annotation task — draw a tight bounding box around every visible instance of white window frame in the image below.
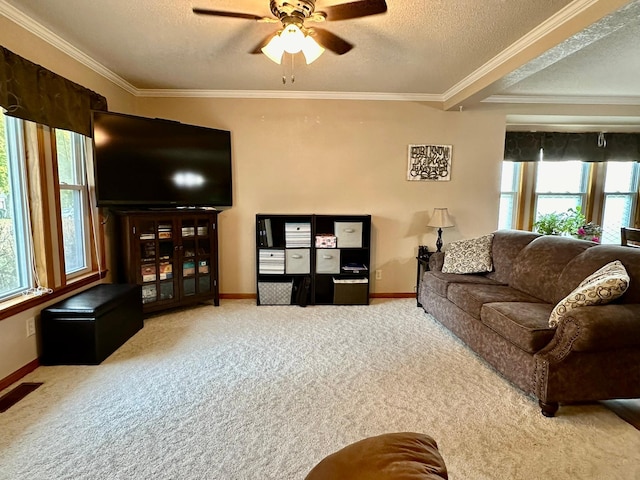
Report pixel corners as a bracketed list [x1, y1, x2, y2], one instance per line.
[498, 161, 521, 229]
[533, 161, 590, 222]
[601, 162, 640, 244]
[56, 129, 92, 278]
[0, 113, 34, 301]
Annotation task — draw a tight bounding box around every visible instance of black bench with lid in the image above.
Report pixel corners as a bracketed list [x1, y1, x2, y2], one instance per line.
[41, 283, 143, 365]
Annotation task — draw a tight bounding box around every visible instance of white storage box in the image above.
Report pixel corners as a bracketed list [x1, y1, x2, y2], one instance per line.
[259, 249, 285, 274]
[285, 222, 311, 248]
[285, 249, 311, 274]
[316, 249, 341, 274]
[335, 222, 363, 248]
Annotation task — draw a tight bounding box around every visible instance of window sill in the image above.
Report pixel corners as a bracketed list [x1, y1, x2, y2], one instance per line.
[0, 270, 108, 321]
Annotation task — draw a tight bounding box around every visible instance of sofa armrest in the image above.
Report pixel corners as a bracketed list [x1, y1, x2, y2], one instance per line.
[429, 252, 445, 272]
[539, 304, 640, 361]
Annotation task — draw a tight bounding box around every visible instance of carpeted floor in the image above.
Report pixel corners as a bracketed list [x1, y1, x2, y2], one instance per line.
[1, 299, 639, 480]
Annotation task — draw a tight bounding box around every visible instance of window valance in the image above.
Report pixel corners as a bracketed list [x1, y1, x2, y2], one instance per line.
[504, 131, 640, 162]
[0, 46, 107, 137]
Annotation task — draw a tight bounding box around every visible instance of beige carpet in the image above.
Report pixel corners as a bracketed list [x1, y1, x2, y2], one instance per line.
[1, 299, 639, 479]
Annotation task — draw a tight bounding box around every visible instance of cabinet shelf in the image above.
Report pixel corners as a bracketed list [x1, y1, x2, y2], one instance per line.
[116, 210, 220, 313]
[256, 214, 371, 306]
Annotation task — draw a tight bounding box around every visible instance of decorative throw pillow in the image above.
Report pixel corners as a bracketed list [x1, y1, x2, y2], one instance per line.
[548, 260, 630, 327]
[442, 234, 494, 274]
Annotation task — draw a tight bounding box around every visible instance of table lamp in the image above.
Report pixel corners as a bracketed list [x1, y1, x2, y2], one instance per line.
[427, 208, 454, 252]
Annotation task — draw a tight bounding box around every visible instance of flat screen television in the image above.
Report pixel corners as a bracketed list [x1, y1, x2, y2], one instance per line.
[91, 111, 232, 209]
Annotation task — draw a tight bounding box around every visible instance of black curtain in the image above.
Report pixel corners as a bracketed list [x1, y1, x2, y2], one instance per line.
[0, 46, 107, 137]
[504, 131, 640, 162]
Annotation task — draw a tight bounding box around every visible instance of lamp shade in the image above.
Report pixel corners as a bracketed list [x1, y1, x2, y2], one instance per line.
[427, 208, 454, 228]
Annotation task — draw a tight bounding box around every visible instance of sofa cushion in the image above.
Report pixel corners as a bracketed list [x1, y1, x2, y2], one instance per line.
[447, 283, 544, 320]
[442, 234, 494, 274]
[510, 235, 594, 304]
[557, 244, 640, 304]
[305, 432, 448, 480]
[485, 230, 540, 284]
[549, 260, 630, 327]
[422, 270, 504, 298]
[481, 302, 556, 353]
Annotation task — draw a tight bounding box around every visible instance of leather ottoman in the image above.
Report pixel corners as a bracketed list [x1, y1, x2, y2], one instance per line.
[305, 432, 448, 480]
[41, 283, 143, 365]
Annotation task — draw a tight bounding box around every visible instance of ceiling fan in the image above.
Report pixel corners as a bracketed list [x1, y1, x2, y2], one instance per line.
[193, 0, 388, 64]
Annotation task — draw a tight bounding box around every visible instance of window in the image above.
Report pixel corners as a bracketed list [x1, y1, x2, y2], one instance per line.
[0, 112, 33, 301]
[601, 162, 639, 244]
[534, 161, 589, 220]
[55, 129, 91, 276]
[498, 159, 640, 245]
[0, 111, 105, 312]
[498, 161, 520, 229]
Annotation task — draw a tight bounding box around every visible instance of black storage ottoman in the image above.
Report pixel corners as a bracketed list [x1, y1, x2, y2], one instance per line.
[41, 283, 143, 365]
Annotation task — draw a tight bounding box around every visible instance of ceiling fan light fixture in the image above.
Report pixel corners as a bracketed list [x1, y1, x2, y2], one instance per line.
[261, 34, 285, 64]
[280, 24, 305, 54]
[301, 35, 324, 64]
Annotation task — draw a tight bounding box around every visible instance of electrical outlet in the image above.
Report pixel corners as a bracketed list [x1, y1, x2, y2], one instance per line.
[375, 269, 382, 280]
[26, 317, 36, 337]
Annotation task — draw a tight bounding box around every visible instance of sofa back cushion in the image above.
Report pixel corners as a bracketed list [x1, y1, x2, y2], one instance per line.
[485, 230, 540, 284]
[510, 235, 594, 304]
[557, 245, 640, 304]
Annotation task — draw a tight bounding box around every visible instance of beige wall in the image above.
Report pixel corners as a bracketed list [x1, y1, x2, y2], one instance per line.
[136, 98, 506, 295]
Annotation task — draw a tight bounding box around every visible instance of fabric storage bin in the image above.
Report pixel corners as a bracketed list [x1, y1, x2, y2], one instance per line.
[259, 249, 285, 274]
[40, 283, 143, 365]
[335, 222, 363, 248]
[258, 281, 293, 305]
[316, 249, 341, 274]
[286, 248, 310, 274]
[285, 222, 311, 248]
[333, 278, 369, 305]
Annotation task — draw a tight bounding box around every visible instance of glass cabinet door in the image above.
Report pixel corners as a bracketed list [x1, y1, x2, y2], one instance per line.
[180, 216, 212, 297]
[138, 218, 176, 305]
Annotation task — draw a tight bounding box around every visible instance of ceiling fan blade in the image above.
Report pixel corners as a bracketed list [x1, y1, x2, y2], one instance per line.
[249, 33, 278, 54]
[320, 0, 387, 21]
[192, 7, 268, 21]
[311, 28, 353, 55]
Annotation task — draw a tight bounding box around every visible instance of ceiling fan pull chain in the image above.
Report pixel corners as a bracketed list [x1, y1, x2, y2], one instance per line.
[282, 55, 287, 84]
[291, 53, 295, 84]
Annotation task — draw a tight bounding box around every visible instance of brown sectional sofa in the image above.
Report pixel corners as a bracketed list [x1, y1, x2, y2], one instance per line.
[418, 229, 640, 416]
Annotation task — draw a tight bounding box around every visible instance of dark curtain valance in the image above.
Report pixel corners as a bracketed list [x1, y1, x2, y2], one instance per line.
[504, 131, 640, 162]
[0, 46, 107, 136]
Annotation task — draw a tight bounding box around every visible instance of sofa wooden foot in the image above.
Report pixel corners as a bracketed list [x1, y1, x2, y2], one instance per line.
[539, 400, 559, 417]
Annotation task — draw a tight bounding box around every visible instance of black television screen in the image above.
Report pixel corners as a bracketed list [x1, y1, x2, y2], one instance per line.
[91, 111, 232, 208]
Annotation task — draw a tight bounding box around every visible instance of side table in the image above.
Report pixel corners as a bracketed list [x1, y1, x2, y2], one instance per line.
[416, 246, 432, 307]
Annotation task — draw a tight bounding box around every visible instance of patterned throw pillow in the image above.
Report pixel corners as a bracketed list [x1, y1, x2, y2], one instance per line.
[548, 260, 630, 327]
[442, 234, 494, 274]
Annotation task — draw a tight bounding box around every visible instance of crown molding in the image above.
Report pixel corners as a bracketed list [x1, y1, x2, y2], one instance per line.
[441, 0, 618, 104]
[135, 88, 444, 102]
[0, 0, 137, 95]
[483, 94, 640, 105]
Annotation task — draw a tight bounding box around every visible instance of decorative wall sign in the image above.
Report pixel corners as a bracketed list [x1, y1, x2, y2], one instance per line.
[407, 144, 452, 181]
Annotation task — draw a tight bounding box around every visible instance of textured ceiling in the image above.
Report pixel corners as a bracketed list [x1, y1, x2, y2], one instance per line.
[1, 0, 640, 110]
